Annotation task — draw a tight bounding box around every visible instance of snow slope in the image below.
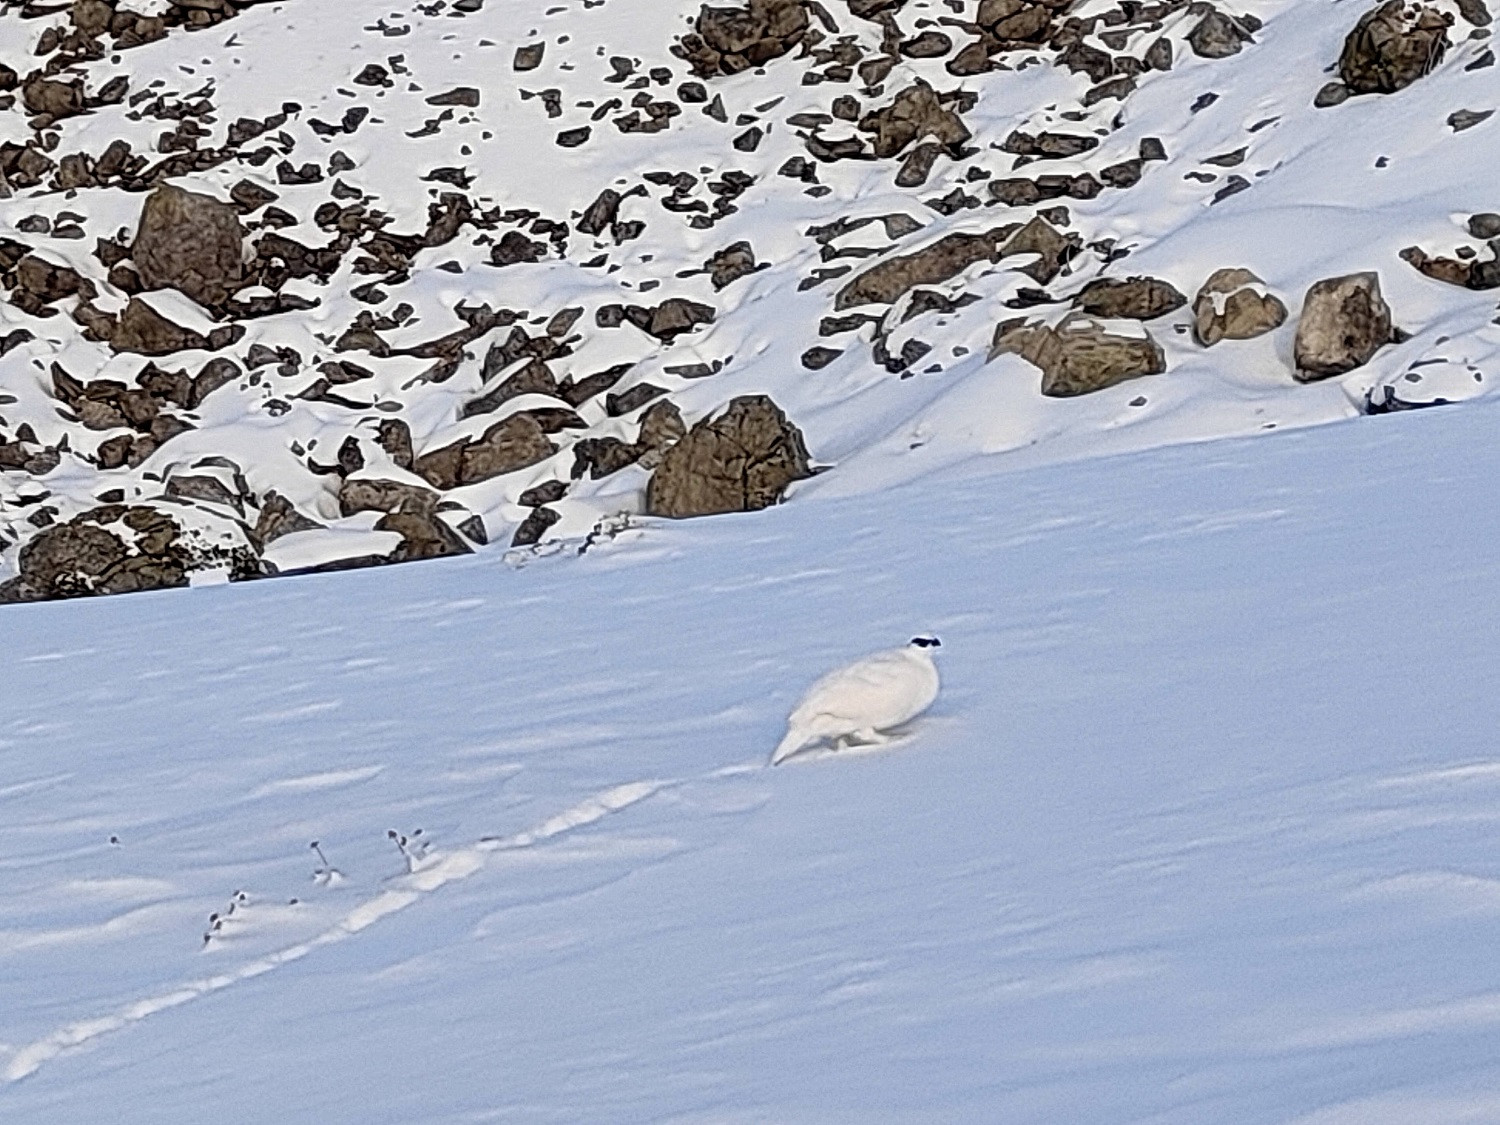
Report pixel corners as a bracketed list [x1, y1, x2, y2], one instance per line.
[3, 396, 1500, 1121]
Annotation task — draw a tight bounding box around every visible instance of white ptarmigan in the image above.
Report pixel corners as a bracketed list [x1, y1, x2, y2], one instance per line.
[770, 638, 942, 765]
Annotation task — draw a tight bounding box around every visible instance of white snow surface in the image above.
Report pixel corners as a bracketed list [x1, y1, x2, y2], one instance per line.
[3, 397, 1500, 1120]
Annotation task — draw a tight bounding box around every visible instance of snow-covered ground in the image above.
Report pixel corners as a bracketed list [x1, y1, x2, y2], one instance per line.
[4, 395, 1500, 1122]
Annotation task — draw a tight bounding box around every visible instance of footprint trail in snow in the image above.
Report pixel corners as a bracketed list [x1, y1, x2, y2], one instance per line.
[1, 775, 688, 1083]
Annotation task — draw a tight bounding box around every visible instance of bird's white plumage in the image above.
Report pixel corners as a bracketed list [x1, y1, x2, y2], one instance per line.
[771, 640, 941, 765]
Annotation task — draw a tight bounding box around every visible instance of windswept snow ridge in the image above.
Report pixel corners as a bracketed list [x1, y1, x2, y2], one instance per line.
[0, 0, 1493, 599]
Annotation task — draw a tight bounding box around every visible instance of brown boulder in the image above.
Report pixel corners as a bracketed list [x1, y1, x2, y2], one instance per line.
[675, 0, 810, 77]
[646, 395, 812, 518]
[1073, 276, 1187, 320]
[132, 184, 245, 307]
[339, 477, 440, 517]
[1339, 1, 1452, 95]
[859, 82, 971, 160]
[110, 298, 205, 355]
[1293, 272, 1395, 381]
[836, 227, 1014, 309]
[992, 316, 1167, 397]
[375, 511, 473, 562]
[458, 414, 556, 485]
[1192, 269, 1288, 346]
[0, 505, 254, 603]
[21, 78, 84, 120]
[999, 216, 1080, 285]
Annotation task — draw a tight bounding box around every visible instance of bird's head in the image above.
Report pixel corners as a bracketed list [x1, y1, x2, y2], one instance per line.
[909, 636, 941, 650]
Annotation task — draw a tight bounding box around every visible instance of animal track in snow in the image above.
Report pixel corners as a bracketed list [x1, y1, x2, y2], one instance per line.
[1, 776, 673, 1083]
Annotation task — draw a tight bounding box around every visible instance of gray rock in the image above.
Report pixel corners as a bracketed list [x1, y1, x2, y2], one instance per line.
[1187, 11, 1254, 58]
[836, 227, 1013, 309]
[1293, 272, 1395, 381]
[1192, 269, 1289, 346]
[1339, 1, 1453, 95]
[0, 504, 254, 603]
[458, 413, 556, 485]
[1469, 213, 1500, 240]
[858, 81, 971, 159]
[991, 316, 1166, 397]
[1074, 276, 1186, 321]
[646, 395, 812, 518]
[132, 185, 245, 307]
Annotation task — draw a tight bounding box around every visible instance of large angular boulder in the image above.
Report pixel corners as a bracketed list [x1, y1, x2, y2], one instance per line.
[673, 0, 810, 77]
[1192, 269, 1288, 346]
[991, 316, 1166, 397]
[646, 395, 812, 518]
[1293, 272, 1396, 381]
[132, 184, 245, 307]
[1339, 1, 1452, 95]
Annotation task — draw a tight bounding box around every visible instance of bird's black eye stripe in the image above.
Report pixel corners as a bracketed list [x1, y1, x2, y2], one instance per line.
[910, 636, 941, 648]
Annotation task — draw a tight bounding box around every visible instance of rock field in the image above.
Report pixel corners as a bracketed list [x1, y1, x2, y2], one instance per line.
[0, 0, 1494, 601]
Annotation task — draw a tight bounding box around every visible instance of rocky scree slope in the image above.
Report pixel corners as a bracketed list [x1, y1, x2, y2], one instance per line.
[0, 0, 1494, 602]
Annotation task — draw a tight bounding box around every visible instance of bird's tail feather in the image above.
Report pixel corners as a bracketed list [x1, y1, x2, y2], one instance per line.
[770, 727, 806, 766]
